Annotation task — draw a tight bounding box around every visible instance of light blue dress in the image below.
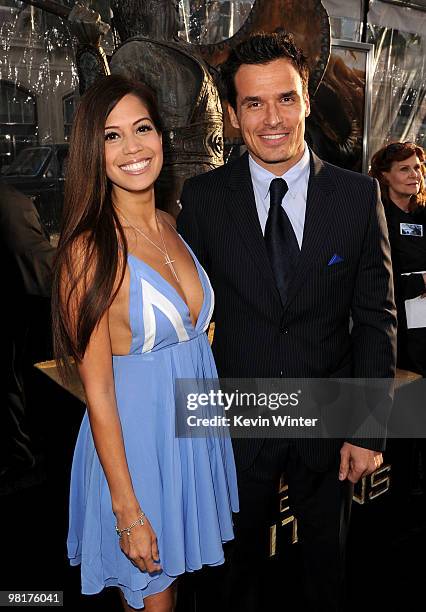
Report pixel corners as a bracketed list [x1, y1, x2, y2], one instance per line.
[67, 241, 239, 609]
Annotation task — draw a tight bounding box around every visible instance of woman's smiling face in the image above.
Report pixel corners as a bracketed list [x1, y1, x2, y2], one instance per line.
[104, 93, 163, 198]
[382, 154, 423, 201]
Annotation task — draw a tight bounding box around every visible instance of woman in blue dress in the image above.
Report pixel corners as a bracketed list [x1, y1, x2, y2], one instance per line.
[52, 75, 238, 611]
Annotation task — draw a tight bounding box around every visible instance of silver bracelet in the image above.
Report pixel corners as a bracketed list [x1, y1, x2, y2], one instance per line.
[115, 511, 145, 538]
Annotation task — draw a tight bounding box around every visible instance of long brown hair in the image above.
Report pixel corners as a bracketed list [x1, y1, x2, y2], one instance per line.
[369, 142, 426, 211]
[52, 75, 163, 377]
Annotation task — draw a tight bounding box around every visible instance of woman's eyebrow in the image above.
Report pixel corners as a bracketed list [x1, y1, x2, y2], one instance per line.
[105, 116, 152, 129]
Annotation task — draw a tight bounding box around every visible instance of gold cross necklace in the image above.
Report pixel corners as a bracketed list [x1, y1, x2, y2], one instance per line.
[116, 208, 180, 283]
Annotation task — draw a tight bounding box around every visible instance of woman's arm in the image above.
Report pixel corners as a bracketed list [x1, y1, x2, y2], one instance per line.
[62, 241, 161, 573]
[77, 312, 137, 511]
[77, 313, 161, 573]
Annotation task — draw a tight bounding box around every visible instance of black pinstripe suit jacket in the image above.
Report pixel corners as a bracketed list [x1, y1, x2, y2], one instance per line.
[177, 151, 397, 472]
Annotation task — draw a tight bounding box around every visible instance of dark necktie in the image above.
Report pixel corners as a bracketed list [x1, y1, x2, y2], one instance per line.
[264, 178, 300, 304]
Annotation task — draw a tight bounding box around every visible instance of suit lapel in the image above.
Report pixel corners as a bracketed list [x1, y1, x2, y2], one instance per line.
[225, 151, 337, 311]
[281, 151, 336, 312]
[226, 153, 281, 300]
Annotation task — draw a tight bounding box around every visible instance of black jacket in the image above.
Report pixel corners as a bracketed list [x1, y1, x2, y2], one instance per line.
[178, 151, 397, 471]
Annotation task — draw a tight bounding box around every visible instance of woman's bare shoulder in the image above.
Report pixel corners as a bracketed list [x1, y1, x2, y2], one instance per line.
[158, 209, 177, 229]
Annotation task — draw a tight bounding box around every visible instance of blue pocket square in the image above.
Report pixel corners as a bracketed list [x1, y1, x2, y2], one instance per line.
[328, 254, 344, 266]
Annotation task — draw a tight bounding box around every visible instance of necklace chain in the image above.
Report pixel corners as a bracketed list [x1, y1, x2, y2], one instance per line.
[116, 208, 180, 283]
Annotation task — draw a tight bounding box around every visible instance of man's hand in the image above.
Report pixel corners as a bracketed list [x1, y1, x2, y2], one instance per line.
[339, 442, 383, 483]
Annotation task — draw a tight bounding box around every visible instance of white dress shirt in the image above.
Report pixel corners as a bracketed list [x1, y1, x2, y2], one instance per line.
[248, 142, 310, 249]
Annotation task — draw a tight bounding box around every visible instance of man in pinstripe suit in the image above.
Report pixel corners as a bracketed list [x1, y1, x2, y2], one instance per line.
[177, 33, 396, 612]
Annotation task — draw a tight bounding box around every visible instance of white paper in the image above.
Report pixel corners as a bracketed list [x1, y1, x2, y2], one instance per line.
[402, 272, 426, 329]
[404, 296, 426, 329]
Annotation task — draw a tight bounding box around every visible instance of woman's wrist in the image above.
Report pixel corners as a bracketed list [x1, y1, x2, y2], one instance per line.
[112, 499, 141, 519]
[115, 510, 145, 537]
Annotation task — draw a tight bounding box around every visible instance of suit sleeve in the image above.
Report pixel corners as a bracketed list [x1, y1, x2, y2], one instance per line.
[177, 180, 209, 272]
[350, 179, 397, 450]
[0, 184, 55, 297]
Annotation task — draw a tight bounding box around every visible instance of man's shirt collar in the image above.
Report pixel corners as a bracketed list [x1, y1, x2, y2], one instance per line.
[248, 142, 310, 200]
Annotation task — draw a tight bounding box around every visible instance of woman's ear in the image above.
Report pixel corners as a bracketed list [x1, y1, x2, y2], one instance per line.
[380, 171, 388, 186]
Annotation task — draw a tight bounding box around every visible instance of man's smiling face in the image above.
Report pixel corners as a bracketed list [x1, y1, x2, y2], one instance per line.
[228, 57, 310, 175]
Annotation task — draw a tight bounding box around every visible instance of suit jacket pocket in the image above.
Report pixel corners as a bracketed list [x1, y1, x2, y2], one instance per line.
[320, 262, 348, 278]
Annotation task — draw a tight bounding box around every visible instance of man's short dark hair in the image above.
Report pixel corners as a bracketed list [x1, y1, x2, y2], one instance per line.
[220, 32, 309, 111]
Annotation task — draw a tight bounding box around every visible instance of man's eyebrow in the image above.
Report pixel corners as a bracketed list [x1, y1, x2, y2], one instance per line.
[240, 91, 299, 105]
[240, 96, 262, 105]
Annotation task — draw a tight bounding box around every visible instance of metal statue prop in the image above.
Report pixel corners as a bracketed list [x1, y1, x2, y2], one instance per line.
[110, 0, 224, 217]
[20, 1, 335, 214]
